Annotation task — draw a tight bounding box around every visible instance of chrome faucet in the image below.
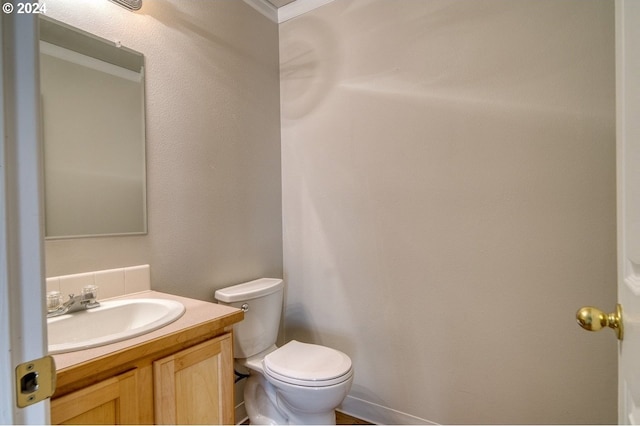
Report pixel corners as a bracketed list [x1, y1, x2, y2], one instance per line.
[47, 286, 100, 318]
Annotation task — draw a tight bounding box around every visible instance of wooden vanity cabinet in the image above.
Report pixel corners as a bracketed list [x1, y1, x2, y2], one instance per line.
[51, 369, 140, 425]
[154, 333, 234, 424]
[50, 298, 243, 426]
[51, 332, 234, 425]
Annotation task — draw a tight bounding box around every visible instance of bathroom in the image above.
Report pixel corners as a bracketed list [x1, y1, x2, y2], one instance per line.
[2, 0, 619, 424]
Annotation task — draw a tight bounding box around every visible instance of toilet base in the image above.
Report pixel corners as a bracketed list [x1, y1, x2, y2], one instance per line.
[244, 374, 288, 425]
[243, 372, 339, 425]
[276, 393, 337, 425]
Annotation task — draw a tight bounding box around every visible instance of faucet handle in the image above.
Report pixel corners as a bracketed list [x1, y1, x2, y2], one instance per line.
[46, 291, 62, 313]
[82, 285, 98, 300]
[82, 285, 100, 307]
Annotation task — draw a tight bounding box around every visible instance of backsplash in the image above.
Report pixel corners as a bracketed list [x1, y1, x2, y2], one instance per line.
[46, 265, 150, 300]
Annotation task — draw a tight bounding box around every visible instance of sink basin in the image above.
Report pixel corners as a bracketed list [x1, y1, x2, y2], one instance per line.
[47, 298, 185, 354]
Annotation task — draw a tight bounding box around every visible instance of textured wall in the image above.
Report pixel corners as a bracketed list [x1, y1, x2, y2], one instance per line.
[44, 0, 283, 301]
[280, 0, 617, 423]
[43, 0, 617, 423]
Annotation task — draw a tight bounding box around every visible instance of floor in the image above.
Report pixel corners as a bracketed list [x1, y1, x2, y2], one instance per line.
[335, 411, 373, 425]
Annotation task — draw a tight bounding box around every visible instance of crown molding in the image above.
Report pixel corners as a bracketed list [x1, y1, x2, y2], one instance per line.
[243, 0, 336, 24]
[243, 0, 278, 23]
[277, 0, 336, 22]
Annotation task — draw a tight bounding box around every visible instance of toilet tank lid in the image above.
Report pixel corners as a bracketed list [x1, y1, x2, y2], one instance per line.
[214, 278, 283, 303]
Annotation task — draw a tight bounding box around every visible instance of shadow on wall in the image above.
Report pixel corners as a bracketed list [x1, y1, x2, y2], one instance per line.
[143, 0, 277, 99]
[280, 15, 342, 122]
[284, 302, 358, 358]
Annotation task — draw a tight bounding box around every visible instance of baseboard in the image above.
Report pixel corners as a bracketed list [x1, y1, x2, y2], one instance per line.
[235, 401, 248, 425]
[237, 393, 435, 425]
[338, 395, 437, 425]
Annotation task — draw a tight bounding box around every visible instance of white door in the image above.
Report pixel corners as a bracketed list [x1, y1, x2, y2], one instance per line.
[0, 8, 49, 424]
[617, 0, 640, 423]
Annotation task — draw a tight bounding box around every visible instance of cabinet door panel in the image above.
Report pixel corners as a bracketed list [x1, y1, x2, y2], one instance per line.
[51, 370, 139, 425]
[60, 401, 116, 425]
[154, 333, 234, 425]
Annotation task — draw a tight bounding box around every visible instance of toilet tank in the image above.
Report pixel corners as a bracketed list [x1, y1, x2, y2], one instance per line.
[214, 278, 284, 358]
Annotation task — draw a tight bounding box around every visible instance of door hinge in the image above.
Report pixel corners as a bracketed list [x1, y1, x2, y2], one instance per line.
[15, 356, 56, 408]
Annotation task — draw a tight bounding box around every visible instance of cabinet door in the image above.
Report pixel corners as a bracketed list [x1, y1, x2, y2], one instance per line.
[154, 333, 234, 425]
[51, 370, 139, 425]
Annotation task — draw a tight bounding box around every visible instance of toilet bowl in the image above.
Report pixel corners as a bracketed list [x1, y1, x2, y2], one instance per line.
[215, 278, 354, 425]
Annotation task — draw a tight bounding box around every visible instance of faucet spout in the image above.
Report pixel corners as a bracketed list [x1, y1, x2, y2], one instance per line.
[47, 286, 100, 318]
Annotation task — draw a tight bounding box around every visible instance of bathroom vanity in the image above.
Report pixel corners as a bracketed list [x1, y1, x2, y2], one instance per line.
[49, 291, 243, 425]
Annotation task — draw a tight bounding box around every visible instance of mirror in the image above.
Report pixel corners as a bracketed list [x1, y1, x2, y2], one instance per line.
[39, 16, 147, 239]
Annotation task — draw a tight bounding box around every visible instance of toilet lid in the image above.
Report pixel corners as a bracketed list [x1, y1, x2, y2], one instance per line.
[263, 340, 352, 384]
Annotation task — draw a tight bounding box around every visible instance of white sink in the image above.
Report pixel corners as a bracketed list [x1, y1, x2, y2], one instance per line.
[47, 298, 185, 354]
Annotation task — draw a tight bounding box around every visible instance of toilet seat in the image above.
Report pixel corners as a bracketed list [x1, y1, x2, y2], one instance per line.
[263, 340, 353, 387]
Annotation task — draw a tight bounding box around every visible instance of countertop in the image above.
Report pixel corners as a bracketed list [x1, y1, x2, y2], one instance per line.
[52, 290, 242, 372]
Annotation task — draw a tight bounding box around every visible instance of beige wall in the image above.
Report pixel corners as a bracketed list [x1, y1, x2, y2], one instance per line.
[42, 0, 617, 423]
[44, 0, 283, 301]
[280, 0, 616, 424]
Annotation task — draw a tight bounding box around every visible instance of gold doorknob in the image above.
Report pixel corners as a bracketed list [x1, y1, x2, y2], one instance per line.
[576, 304, 623, 340]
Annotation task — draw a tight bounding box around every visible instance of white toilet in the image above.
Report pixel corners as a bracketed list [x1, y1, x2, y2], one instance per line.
[215, 278, 354, 425]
